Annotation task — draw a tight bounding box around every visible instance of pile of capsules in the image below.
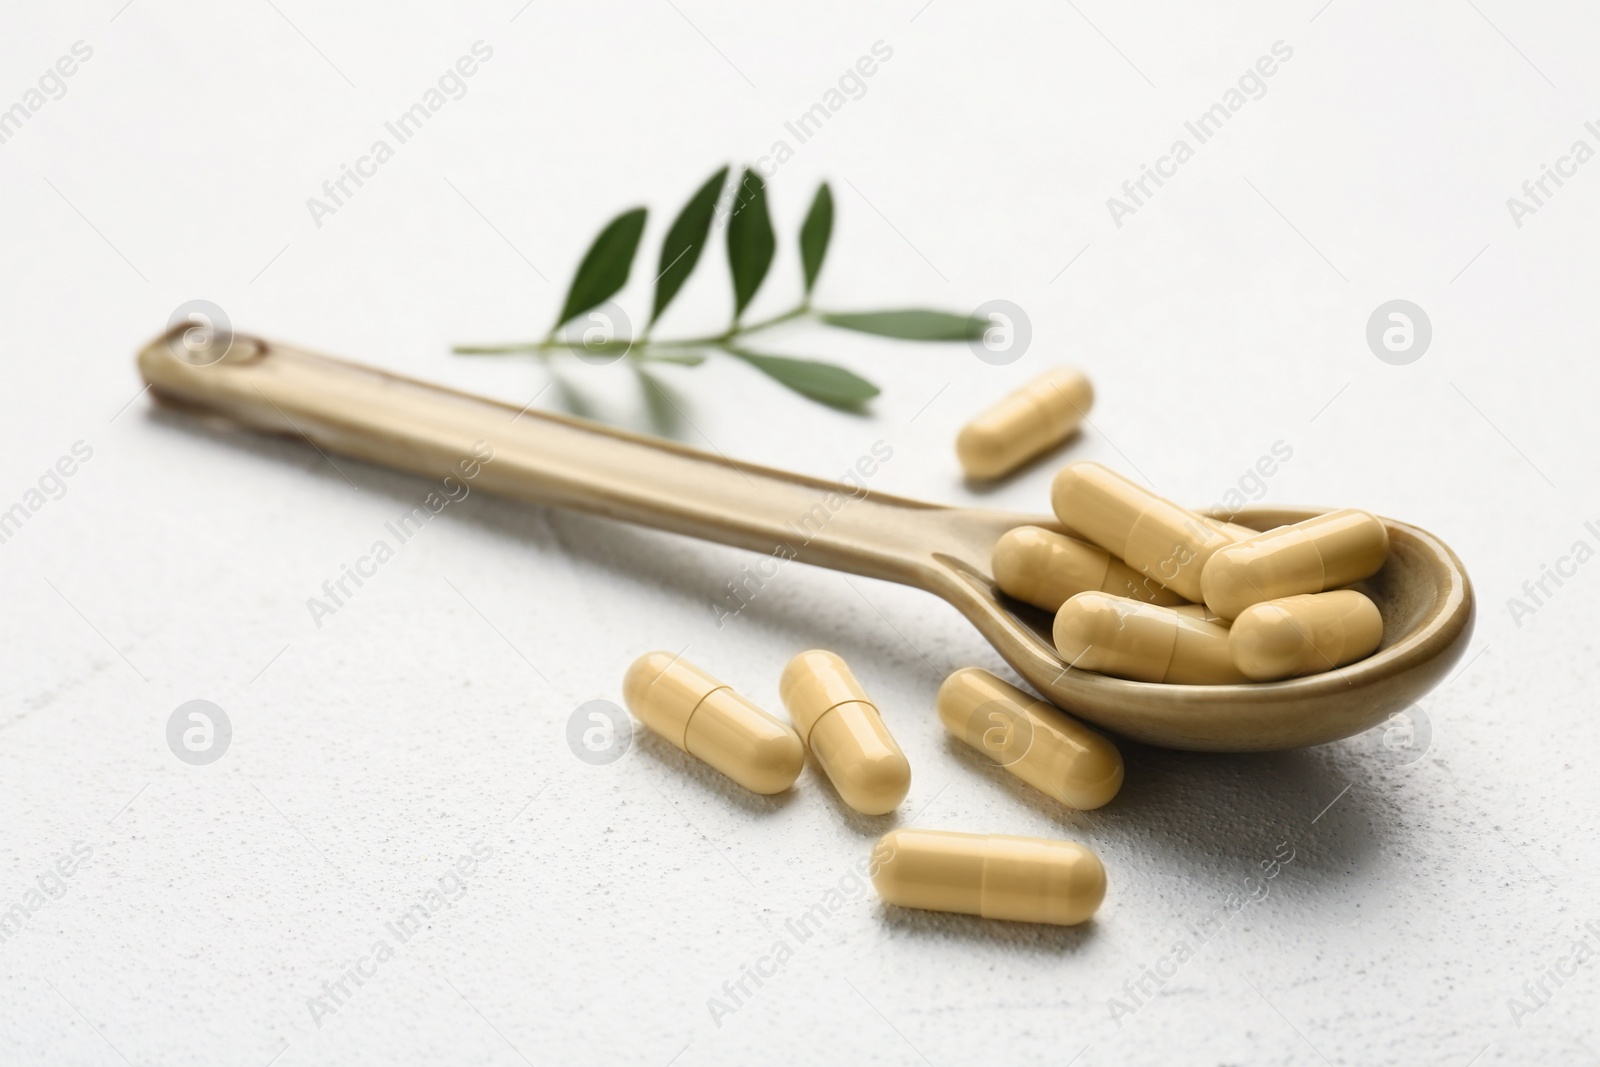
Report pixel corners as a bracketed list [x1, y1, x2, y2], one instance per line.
[1007, 462, 1390, 684]
[965, 367, 1392, 683]
[619, 367, 1392, 928]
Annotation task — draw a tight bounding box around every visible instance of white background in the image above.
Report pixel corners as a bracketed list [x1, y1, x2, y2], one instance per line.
[2, 1, 1596, 1064]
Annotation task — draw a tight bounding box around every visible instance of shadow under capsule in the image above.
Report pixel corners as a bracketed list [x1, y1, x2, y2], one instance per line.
[1091, 739, 1394, 897]
[875, 901, 1100, 952]
[937, 734, 1101, 837]
[925, 674, 1396, 904]
[630, 728, 800, 817]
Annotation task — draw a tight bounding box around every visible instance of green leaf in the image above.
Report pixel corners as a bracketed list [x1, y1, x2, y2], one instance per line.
[725, 168, 775, 322]
[554, 207, 648, 331]
[636, 349, 708, 366]
[799, 182, 833, 295]
[819, 309, 987, 341]
[651, 167, 729, 326]
[726, 347, 878, 411]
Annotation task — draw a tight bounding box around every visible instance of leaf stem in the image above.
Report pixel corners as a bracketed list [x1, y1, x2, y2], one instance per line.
[719, 304, 807, 341]
[453, 302, 813, 356]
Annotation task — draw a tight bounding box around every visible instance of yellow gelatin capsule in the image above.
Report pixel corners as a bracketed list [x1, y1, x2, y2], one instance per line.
[1050, 462, 1233, 603]
[936, 668, 1123, 809]
[779, 650, 911, 815]
[1201, 508, 1390, 620]
[1230, 590, 1384, 681]
[1052, 591, 1246, 684]
[956, 367, 1094, 480]
[623, 652, 803, 794]
[992, 526, 1186, 611]
[1205, 517, 1261, 543]
[872, 829, 1106, 926]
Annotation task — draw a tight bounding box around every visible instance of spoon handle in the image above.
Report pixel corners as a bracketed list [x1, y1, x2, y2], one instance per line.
[138, 329, 972, 586]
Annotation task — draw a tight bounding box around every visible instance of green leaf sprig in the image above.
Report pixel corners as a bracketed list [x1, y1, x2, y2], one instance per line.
[455, 165, 986, 416]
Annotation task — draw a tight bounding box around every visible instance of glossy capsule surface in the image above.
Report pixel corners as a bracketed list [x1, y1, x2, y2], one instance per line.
[1230, 590, 1384, 681]
[992, 526, 1185, 611]
[956, 367, 1094, 480]
[780, 650, 910, 815]
[1053, 591, 1246, 685]
[623, 652, 803, 794]
[937, 668, 1123, 809]
[1051, 462, 1233, 603]
[872, 829, 1106, 926]
[1202, 508, 1390, 619]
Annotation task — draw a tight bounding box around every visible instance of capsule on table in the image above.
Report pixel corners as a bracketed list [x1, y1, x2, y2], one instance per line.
[779, 650, 910, 815]
[623, 652, 803, 794]
[956, 367, 1094, 481]
[1052, 591, 1246, 685]
[936, 668, 1123, 809]
[872, 829, 1106, 926]
[992, 526, 1186, 611]
[1230, 590, 1384, 681]
[1201, 508, 1390, 620]
[1051, 462, 1233, 603]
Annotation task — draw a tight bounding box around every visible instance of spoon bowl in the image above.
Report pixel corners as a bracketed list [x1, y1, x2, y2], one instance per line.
[137, 328, 1474, 752]
[924, 506, 1473, 751]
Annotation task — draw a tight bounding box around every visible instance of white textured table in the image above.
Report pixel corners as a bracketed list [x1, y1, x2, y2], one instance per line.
[2, 2, 1596, 1064]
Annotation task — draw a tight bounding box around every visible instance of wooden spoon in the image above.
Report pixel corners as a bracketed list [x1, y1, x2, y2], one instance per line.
[137, 328, 1474, 752]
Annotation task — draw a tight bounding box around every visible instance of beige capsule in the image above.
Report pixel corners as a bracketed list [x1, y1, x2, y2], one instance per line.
[1172, 603, 1226, 623]
[992, 526, 1186, 611]
[956, 367, 1094, 480]
[1230, 590, 1384, 681]
[1051, 462, 1233, 603]
[1053, 591, 1246, 685]
[936, 668, 1123, 809]
[623, 652, 803, 794]
[1205, 517, 1262, 543]
[872, 829, 1106, 926]
[1201, 508, 1390, 620]
[779, 651, 910, 815]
